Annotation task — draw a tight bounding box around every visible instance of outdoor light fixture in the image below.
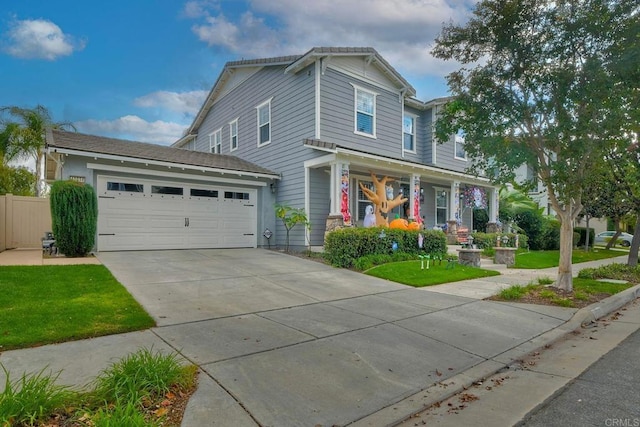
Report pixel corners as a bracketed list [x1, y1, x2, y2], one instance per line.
[420, 187, 424, 203]
[263, 228, 273, 248]
[270, 182, 276, 194]
[502, 235, 509, 246]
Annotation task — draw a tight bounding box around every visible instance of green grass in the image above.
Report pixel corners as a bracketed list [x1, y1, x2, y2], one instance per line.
[0, 348, 197, 427]
[365, 260, 500, 287]
[496, 277, 632, 308]
[513, 249, 625, 269]
[0, 265, 155, 351]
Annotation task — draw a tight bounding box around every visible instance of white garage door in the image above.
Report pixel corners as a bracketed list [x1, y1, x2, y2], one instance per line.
[96, 176, 257, 251]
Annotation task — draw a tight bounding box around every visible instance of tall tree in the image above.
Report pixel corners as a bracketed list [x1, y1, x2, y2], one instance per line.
[432, 0, 635, 291]
[0, 105, 75, 197]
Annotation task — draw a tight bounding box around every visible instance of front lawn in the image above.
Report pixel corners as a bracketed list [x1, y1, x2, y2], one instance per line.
[513, 249, 625, 269]
[365, 260, 500, 287]
[0, 265, 155, 351]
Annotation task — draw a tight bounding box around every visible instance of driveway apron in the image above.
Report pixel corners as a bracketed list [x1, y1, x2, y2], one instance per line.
[94, 249, 571, 426]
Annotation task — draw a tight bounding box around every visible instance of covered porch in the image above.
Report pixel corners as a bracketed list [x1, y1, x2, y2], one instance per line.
[303, 141, 500, 246]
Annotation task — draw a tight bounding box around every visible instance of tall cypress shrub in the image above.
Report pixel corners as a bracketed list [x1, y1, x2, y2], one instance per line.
[50, 180, 98, 257]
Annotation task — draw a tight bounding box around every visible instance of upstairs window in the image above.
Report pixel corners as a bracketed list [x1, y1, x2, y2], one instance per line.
[454, 132, 467, 160]
[354, 86, 376, 137]
[403, 115, 416, 152]
[229, 118, 238, 151]
[256, 99, 271, 146]
[210, 128, 222, 154]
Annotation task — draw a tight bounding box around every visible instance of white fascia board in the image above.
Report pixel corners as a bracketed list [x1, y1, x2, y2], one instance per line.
[304, 153, 336, 168]
[48, 147, 280, 181]
[86, 163, 268, 187]
[335, 147, 490, 185]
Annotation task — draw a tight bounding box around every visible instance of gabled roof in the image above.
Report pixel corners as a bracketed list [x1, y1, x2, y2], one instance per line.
[47, 129, 279, 178]
[174, 47, 418, 147]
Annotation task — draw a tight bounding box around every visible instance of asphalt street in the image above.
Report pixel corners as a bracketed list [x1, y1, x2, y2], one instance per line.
[519, 327, 640, 427]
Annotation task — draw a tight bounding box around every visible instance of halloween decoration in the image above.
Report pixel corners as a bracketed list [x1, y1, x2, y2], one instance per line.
[358, 173, 407, 226]
[363, 205, 376, 227]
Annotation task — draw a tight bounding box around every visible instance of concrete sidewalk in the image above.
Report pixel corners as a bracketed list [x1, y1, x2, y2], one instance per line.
[0, 248, 101, 266]
[0, 249, 637, 427]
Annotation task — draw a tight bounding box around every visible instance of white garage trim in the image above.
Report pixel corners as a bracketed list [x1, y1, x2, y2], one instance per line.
[97, 175, 258, 251]
[87, 163, 269, 187]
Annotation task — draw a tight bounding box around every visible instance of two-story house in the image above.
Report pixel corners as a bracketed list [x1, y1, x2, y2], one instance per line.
[45, 47, 500, 251]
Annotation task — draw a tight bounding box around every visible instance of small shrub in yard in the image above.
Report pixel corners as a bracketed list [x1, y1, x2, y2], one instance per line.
[50, 180, 98, 257]
[537, 277, 554, 285]
[0, 348, 198, 427]
[578, 264, 640, 282]
[91, 348, 196, 407]
[0, 367, 76, 426]
[498, 285, 530, 300]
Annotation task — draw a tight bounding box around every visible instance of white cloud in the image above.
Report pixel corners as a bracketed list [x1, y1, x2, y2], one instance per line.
[186, 0, 475, 79]
[133, 90, 208, 115]
[74, 115, 187, 145]
[2, 18, 86, 60]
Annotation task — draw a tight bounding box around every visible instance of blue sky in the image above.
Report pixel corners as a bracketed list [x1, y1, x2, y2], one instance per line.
[0, 0, 474, 146]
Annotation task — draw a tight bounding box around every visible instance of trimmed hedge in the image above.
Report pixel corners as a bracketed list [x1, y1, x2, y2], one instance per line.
[574, 227, 595, 247]
[50, 180, 98, 257]
[324, 227, 447, 268]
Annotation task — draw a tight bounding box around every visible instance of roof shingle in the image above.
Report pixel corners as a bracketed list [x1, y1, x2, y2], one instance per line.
[47, 130, 278, 177]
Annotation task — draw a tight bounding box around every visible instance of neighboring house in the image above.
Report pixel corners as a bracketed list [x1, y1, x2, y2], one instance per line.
[45, 47, 500, 252]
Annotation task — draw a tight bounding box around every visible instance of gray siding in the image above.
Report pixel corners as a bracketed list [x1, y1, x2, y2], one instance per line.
[320, 68, 404, 159]
[434, 137, 469, 173]
[420, 109, 434, 165]
[194, 63, 317, 248]
[308, 167, 330, 245]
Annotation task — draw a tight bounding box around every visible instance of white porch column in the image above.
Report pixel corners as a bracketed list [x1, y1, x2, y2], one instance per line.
[329, 162, 338, 215]
[338, 162, 352, 226]
[450, 181, 461, 223]
[489, 187, 499, 223]
[410, 174, 421, 222]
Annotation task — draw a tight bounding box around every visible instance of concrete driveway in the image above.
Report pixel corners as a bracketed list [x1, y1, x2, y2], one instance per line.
[93, 248, 575, 426]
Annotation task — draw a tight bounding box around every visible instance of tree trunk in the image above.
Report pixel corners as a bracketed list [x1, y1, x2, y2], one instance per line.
[628, 214, 640, 267]
[34, 150, 43, 197]
[556, 213, 574, 292]
[605, 220, 622, 250]
[584, 215, 590, 251]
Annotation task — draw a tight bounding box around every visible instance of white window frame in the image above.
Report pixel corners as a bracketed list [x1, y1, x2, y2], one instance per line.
[210, 128, 222, 154]
[403, 114, 417, 153]
[352, 84, 377, 138]
[256, 98, 272, 147]
[434, 187, 449, 226]
[454, 132, 467, 161]
[229, 118, 238, 152]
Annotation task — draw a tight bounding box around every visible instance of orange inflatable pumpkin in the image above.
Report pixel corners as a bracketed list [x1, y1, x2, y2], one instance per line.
[407, 221, 421, 231]
[389, 218, 409, 230]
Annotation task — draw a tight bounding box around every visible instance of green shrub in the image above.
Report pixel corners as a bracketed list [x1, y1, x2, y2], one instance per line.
[538, 218, 561, 250]
[514, 210, 544, 248]
[0, 367, 76, 426]
[578, 263, 640, 282]
[574, 227, 595, 248]
[50, 180, 98, 257]
[324, 227, 446, 268]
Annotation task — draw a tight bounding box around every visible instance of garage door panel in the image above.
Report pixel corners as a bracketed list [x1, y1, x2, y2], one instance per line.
[97, 176, 257, 251]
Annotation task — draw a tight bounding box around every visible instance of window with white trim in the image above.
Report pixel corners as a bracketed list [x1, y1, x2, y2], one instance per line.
[354, 87, 376, 137]
[229, 118, 238, 151]
[357, 180, 373, 221]
[210, 128, 222, 154]
[435, 188, 449, 225]
[403, 114, 416, 152]
[256, 100, 271, 146]
[454, 132, 467, 160]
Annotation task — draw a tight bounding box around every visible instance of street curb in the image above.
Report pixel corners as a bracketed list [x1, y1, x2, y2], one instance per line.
[351, 284, 640, 427]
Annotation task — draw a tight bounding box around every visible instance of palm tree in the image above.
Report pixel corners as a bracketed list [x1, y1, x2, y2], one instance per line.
[0, 105, 75, 196]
